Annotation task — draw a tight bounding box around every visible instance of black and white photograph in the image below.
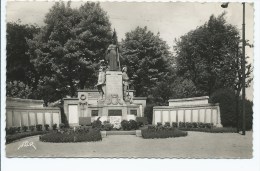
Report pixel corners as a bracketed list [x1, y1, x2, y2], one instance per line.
[1, 0, 260, 170]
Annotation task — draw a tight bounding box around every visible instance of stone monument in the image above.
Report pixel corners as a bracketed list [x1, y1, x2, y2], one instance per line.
[63, 42, 147, 126]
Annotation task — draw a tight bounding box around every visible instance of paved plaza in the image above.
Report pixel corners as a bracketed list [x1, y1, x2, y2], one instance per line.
[6, 131, 252, 158]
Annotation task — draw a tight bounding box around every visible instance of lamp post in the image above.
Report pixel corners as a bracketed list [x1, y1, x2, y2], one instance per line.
[221, 2, 246, 135]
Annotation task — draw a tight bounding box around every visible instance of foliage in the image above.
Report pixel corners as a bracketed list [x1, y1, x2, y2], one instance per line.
[209, 88, 253, 130]
[5, 127, 18, 135]
[178, 122, 213, 129]
[27, 2, 112, 103]
[121, 26, 174, 118]
[59, 123, 65, 129]
[92, 117, 102, 129]
[44, 124, 50, 131]
[22, 126, 28, 132]
[142, 128, 188, 139]
[179, 127, 237, 133]
[136, 117, 148, 126]
[121, 120, 139, 130]
[52, 124, 57, 130]
[170, 77, 203, 99]
[6, 81, 33, 99]
[174, 13, 252, 96]
[172, 122, 178, 128]
[39, 129, 102, 143]
[29, 125, 35, 132]
[6, 22, 40, 94]
[102, 122, 114, 131]
[36, 124, 43, 131]
[6, 131, 48, 144]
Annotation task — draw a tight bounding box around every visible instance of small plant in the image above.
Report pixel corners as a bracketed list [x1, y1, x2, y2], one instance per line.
[164, 122, 171, 127]
[44, 124, 50, 131]
[172, 122, 178, 128]
[103, 123, 113, 131]
[22, 126, 28, 132]
[129, 120, 138, 130]
[92, 117, 102, 129]
[52, 123, 57, 130]
[59, 123, 65, 129]
[157, 122, 162, 127]
[29, 125, 35, 132]
[36, 124, 43, 131]
[121, 120, 129, 130]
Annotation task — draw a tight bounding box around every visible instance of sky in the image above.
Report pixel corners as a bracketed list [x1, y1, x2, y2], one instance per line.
[6, 1, 254, 100]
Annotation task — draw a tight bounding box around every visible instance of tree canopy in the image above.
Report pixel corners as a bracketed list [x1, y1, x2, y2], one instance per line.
[121, 26, 174, 104]
[174, 13, 252, 96]
[27, 2, 112, 102]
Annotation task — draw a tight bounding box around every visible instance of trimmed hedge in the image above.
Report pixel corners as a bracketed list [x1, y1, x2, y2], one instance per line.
[6, 131, 48, 144]
[142, 128, 188, 139]
[39, 129, 102, 143]
[179, 127, 237, 133]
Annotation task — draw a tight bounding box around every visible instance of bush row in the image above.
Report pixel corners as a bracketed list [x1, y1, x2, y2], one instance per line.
[39, 129, 102, 143]
[6, 131, 48, 144]
[179, 127, 237, 133]
[142, 128, 188, 139]
[6, 124, 59, 135]
[156, 122, 214, 129]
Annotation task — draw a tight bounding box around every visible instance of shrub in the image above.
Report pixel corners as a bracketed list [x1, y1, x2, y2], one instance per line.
[6, 131, 48, 144]
[121, 120, 129, 130]
[29, 125, 35, 132]
[121, 120, 139, 130]
[148, 125, 156, 130]
[103, 123, 113, 131]
[36, 124, 42, 131]
[172, 122, 178, 128]
[129, 120, 138, 130]
[209, 89, 237, 127]
[59, 123, 65, 129]
[52, 123, 57, 130]
[92, 117, 102, 129]
[157, 122, 162, 126]
[179, 127, 236, 133]
[39, 129, 102, 143]
[164, 122, 171, 128]
[44, 124, 50, 131]
[5, 127, 17, 135]
[22, 126, 28, 132]
[136, 117, 148, 125]
[142, 128, 188, 139]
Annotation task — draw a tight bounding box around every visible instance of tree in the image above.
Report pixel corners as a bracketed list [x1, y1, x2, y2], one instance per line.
[121, 26, 174, 103]
[27, 2, 112, 103]
[174, 13, 252, 96]
[6, 22, 40, 91]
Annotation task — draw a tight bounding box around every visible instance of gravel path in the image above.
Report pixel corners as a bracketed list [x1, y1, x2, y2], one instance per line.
[6, 131, 252, 158]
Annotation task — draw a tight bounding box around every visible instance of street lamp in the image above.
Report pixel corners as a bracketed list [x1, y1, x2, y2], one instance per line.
[221, 2, 246, 135]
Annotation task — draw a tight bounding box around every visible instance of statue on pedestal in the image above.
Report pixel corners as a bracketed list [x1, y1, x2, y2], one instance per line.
[105, 44, 120, 71]
[97, 65, 106, 100]
[122, 67, 130, 101]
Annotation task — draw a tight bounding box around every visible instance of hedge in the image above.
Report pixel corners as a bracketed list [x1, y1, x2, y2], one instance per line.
[179, 127, 237, 133]
[6, 131, 48, 144]
[39, 129, 102, 143]
[142, 128, 188, 139]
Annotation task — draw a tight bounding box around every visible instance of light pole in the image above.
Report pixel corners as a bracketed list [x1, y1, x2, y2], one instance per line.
[221, 2, 246, 135]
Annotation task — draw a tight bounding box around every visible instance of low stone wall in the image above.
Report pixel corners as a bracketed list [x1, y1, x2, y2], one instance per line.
[6, 98, 61, 128]
[153, 104, 222, 127]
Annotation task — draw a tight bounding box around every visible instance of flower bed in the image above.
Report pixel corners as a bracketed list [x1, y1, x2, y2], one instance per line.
[6, 131, 48, 144]
[179, 127, 237, 133]
[39, 128, 102, 143]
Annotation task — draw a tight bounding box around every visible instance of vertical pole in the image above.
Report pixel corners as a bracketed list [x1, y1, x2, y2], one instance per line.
[242, 2, 246, 135]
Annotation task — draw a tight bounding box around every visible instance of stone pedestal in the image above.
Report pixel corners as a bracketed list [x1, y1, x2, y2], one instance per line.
[105, 71, 123, 99]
